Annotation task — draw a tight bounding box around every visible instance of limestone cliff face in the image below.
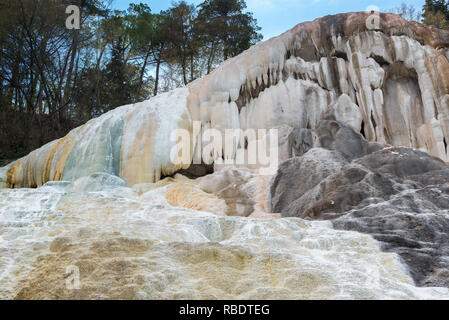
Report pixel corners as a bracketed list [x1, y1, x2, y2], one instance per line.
[2, 12, 449, 188]
[188, 12, 449, 163]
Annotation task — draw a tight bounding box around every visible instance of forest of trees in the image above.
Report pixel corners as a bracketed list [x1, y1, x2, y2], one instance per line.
[422, 0, 449, 28]
[0, 0, 262, 163]
[1, 0, 449, 164]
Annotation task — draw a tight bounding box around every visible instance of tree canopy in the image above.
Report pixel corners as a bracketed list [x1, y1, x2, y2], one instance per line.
[0, 0, 262, 161]
[422, 0, 449, 29]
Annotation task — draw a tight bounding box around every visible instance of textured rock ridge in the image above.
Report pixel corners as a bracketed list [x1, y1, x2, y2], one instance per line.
[188, 12, 449, 164]
[2, 12, 449, 188]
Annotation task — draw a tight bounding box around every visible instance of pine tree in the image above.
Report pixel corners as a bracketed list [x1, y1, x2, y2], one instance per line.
[197, 0, 262, 61]
[423, 0, 449, 29]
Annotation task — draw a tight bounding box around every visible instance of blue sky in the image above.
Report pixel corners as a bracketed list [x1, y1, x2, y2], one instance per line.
[112, 0, 425, 39]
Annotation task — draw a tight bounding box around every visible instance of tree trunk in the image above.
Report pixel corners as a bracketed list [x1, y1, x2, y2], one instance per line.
[182, 55, 188, 86]
[223, 14, 229, 60]
[207, 41, 217, 74]
[62, 30, 79, 123]
[154, 55, 161, 96]
[190, 54, 194, 83]
[137, 46, 152, 98]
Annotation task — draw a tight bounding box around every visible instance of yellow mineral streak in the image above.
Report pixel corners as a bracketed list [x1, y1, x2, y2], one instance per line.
[1, 89, 190, 189]
[44, 136, 72, 183]
[120, 110, 159, 186]
[6, 159, 23, 189]
[23, 142, 54, 188]
[5, 126, 84, 189]
[437, 54, 449, 94]
[165, 175, 227, 216]
[51, 126, 85, 182]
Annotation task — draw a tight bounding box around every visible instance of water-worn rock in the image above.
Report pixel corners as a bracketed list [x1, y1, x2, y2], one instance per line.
[289, 128, 314, 157]
[198, 167, 258, 217]
[315, 120, 384, 160]
[271, 122, 449, 287]
[270, 148, 347, 214]
[323, 94, 363, 132]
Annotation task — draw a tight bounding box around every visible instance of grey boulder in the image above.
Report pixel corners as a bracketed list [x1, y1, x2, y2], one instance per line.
[270, 120, 449, 287]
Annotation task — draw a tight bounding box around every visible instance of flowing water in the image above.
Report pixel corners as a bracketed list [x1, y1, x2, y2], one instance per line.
[0, 174, 448, 300]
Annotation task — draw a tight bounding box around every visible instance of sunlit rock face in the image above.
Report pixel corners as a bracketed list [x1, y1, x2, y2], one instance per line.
[0, 173, 447, 300]
[2, 12, 449, 188]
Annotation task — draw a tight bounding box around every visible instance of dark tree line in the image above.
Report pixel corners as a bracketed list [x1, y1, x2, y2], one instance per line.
[0, 0, 262, 162]
[390, 1, 449, 26]
[422, 0, 449, 28]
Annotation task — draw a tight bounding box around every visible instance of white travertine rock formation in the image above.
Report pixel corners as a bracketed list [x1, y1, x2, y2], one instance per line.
[2, 89, 192, 188]
[2, 12, 449, 188]
[188, 13, 449, 164]
[2, 173, 448, 299]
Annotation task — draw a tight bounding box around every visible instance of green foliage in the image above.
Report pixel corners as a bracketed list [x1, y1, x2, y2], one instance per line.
[197, 0, 262, 60]
[0, 0, 262, 159]
[423, 0, 449, 28]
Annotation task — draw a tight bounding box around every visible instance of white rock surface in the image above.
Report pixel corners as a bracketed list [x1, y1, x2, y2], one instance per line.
[1, 173, 448, 300]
